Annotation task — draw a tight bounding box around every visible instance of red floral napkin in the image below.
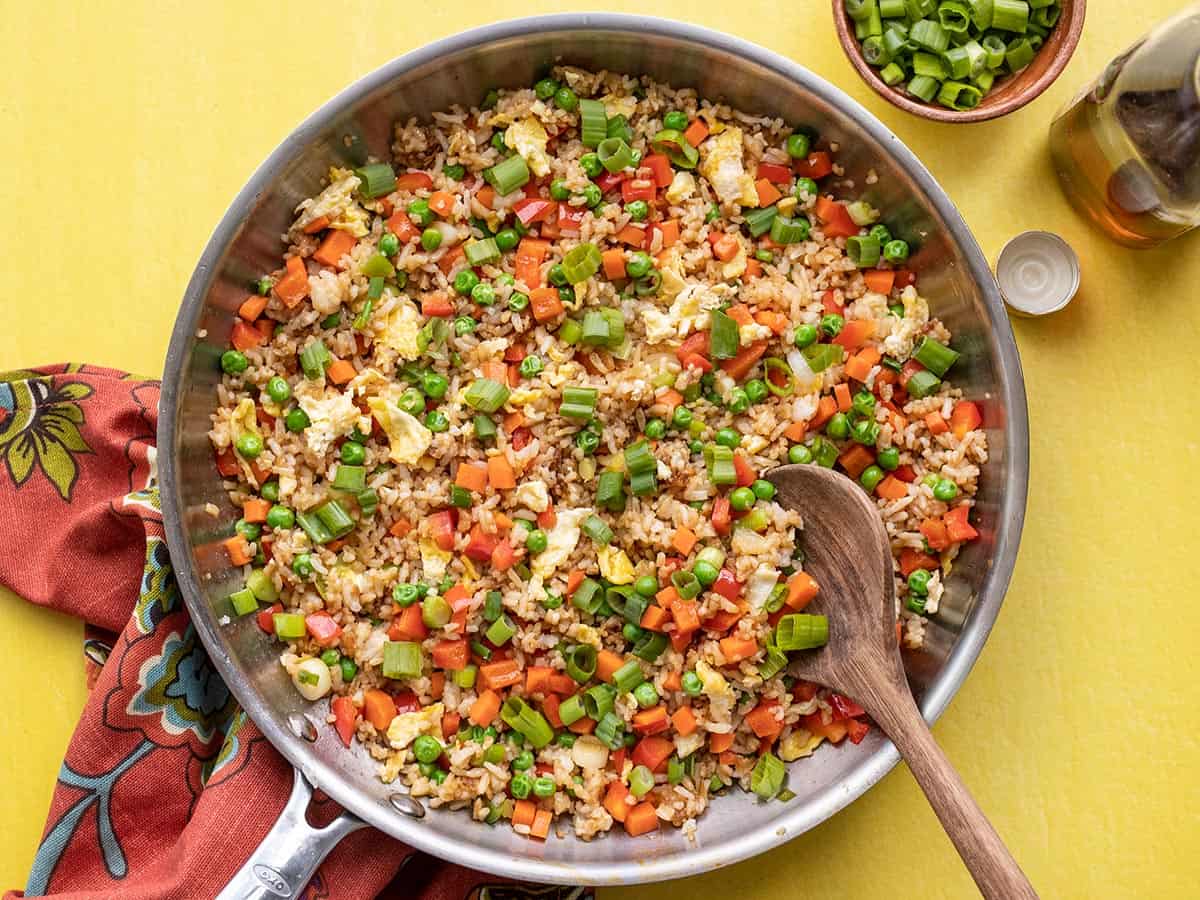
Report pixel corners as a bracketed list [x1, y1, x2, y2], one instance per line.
[0, 365, 582, 900]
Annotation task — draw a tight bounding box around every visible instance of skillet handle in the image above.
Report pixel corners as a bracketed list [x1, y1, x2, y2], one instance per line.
[216, 768, 366, 900]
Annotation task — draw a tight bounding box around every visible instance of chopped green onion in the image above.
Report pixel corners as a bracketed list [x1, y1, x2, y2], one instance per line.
[246, 568, 278, 604]
[483, 590, 503, 622]
[880, 61, 907, 85]
[558, 694, 587, 726]
[632, 631, 668, 662]
[775, 614, 830, 650]
[613, 659, 646, 693]
[629, 764, 655, 797]
[650, 129, 699, 169]
[990, 0, 1029, 31]
[597, 137, 635, 173]
[1004, 36, 1035, 71]
[579, 99, 608, 148]
[738, 507, 771, 533]
[709, 310, 740, 360]
[581, 310, 613, 346]
[560, 386, 598, 420]
[846, 234, 882, 268]
[595, 471, 626, 514]
[331, 464, 366, 493]
[272, 613, 306, 639]
[562, 243, 602, 284]
[485, 614, 516, 645]
[758, 644, 789, 679]
[361, 253, 395, 278]
[314, 499, 354, 538]
[572, 578, 604, 614]
[582, 513, 614, 545]
[382, 641, 423, 679]
[743, 205, 778, 238]
[763, 358, 795, 397]
[484, 155, 530, 196]
[229, 587, 259, 616]
[473, 414, 497, 442]
[465, 378, 510, 413]
[770, 215, 811, 244]
[801, 343, 844, 373]
[354, 163, 397, 199]
[594, 711, 626, 750]
[299, 340, 331, 380]
[500, 696, 553, 748]
[605, 586, 648, 625]
[565, 645, 598, 683]
[907, 75, 941, 102]
[696, 546, 727, 570]
[913, 337, 960, 376]
[584, 683, 617, 720]
[671, 570, 702, 600]
[295, 511, 332, 545]
[464, 238, 501, 267]
[705, 444, 737, 485]
[558, 319, 583, 345]
[905, 368, 943, 398]
[751, 752, 786, 799]
[910, 17, 950, 51]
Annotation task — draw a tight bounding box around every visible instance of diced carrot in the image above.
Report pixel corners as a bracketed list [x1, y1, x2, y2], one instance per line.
[899, 548, 940, 578]
[786, 572, 820, 611]
[224, 535, 253, 566]
[803, 712, 849, 744]
[925, 412, 949, 435]
[432, 639, 470, 671]
[744, 700, 784, 739]
[753, 310, 790, 335]
[744, 258, 762, 279]
[724, 303, 754, 327]
[389, 518, 412, 537]
[421, 293, 456, 318]
[720, 339, 769, 381]
[754, 177, 782, 207]
[632, 706, 670, 736]
[542, 694, 564, 729]
[230, 320, 265, 352]
[656, 220, 680, 248]
[711, 233, 741, 262]
[921, 517, 951, 552]
[615, 224, 648, 246]
[655, 585, 679, 610]
[663, 671, 683, 693]
[844, 351, 874, 382]
[325, 360, 356, 385]
[395, 171, 434, 191]
[429, 671, 445, 700]
[475, 185, 496, 209]
[494, 513, 514, 533]
[480, 360, 506, 384]
[838, 443, 875, 480]
[602, 248, 627, 279]
[314, 230, 357, 269]
[428, 191, 455, 217]
[624, 801, 659, 837]
[469, 688, 502, 727]
[640, 605, 670, 631]
[833, 318, 874, 351]
[238, 294, 268, 322]
[537, 507, 556, 529]
[597, 650, 625, 683]
[514, 237, 550, 288]
[363, 689, 397, 730]
[631, 736, 674, 771]
[242, 498, 270, 523]
[834, 382, 852, 412]
[656, 389, 684, 413]
[671, 601, 701, 635]
[671, 526, 698, 556]
[486, 455, 516, 490]
[525, 665, 552, 696]
[783, 421, 809, 442]
[565, 570, 586, 596]
[875, 475, 909, 501]
[490, 538, 520, 571]
[950, 400, 983, 440]
[454, 461, 487, 492]
[529, 286, 565, 323]
[604, 782, 631, 823]
[530, 808, 552, 840]
[814, 196, 860, 238]
[436, 244, 465, 275]
[386, 211, 418, 243]
[863, 269, 896, 294]
[719, 636, 759, 663]
[569, 716, 597, 734]
[708, 731, 735, 753]
[683, 119, 709, 147]
[479, 659, 522, 691]
[512, 799, 537, 829]
[303, 214, 331, 234]
[388, 604, 428, 641]
[273, 256, 309, 307]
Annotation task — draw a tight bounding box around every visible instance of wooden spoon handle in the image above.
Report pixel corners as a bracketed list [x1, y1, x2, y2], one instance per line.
[870, 688, 1038, 899]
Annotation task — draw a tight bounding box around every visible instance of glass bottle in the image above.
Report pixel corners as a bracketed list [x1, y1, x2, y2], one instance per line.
[1049, 5, 1200, 247]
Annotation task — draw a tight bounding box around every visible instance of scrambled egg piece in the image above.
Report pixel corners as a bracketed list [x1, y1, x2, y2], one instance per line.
[294, 168, 369, 237]
[642, 306, 676, 345]
[532, 507, 591, 579]
[883, 288, 930, 360]
[722, 239, 748, 280]
[699, 127, 757, 207]
[513, 480, 550, 513]
[507, 386, 542, 407]
[569, 623, 602, 648]
[308, 270, 347, 315]
[745, 566, 780, 612]
[419, 537, 452, 581]
[695, 660, 732, 697]
[374, 297, 423, 361]
[367, 397, 432, 465]
[739, 321, 772, 346]
[665, 171, 696, 204]
[659, 252, 687, 303]
[669, 282, 730, 337]
[230, 398, 260, 446]
[779, 730, 825, 762]
[294, 380, 360, 457]
[600, 94, 638, 119]
[505, 117, 552, 177]
[597, 546, 635, 585]
[387, 702, 445, 750]
[674, 731, 705, 759]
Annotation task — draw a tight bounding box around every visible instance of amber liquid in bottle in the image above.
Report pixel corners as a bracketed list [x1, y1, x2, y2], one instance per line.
[1049, 8, 1200, 248]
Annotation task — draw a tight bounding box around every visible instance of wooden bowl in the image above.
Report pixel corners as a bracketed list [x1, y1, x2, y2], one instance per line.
[832, 0, 1086, 122]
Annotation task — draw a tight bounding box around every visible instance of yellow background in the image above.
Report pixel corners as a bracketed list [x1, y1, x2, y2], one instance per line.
[2, 2, 1197, 897]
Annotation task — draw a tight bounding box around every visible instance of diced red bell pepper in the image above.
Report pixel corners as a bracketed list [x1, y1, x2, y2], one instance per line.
[675, 331, 710, 363]
[305, 611, 342, 648]
[537, 506, 557, 530]
[898, 548, 940, 578]
[950, 401, 983, 439]
[828, 693, 866, 721]
[595, 171, 626, 194]
[712, 568, 742, 602]
[491, 538, 521, 571]
[920, 517, 951, 552]
[429, 509, 457, 551]
[510, 426, 532, 451]
[943, 505, 979, 543]
[432, 639, 470, 670]
[557, 203, 586, 234]
[395, 171, 434, 191]
[642, 153, 674, 188]
[257, 603, 282, 634]
[513, 198, 556, 225]
[892, 464, 917, 483]
[732, 454, 756, 488]
[814, 196, 860, 238]
[421, 294, 456, 318]
[792, 680, 820, 702]
[893, 268, 917, 289]
[756, 162, 793, 184]
[215, 448, 240, 478]
[900, 358, 927, 388]
[464, 525, 499, 563]
[393, 690, 422, 714]
[793, 151, 833, 179]
[388, 604, 429, 641]
[621, 177, 657, 204]
[631, 736, 674, 772]
[331, 696, 357, 747]
[681, 352, 712, 371]
[846, 718, 870, 744]
[720, 340, 769, 381]
[712, 497, 732, 536]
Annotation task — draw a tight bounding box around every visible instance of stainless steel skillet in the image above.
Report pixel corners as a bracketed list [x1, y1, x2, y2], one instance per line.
[157, 13, 1029, 896]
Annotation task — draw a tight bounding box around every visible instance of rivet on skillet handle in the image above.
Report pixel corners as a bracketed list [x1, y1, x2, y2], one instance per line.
[216, 768, 365, 900]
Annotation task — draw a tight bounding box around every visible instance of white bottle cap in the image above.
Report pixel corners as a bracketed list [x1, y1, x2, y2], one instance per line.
[995, 231, 1080, 316]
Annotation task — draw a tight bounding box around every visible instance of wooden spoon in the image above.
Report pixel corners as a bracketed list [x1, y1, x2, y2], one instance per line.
[767, 463, 1037, 900]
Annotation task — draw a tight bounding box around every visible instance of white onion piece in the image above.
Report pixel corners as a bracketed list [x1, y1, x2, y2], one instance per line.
[571, 735, 610, 770]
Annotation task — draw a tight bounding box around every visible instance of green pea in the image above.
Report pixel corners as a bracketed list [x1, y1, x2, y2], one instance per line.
[581, 183, 602, 208]
[413, 734, 442, 764]
[933, 479, 958, 501]
[556, 733, 576, 749]
[339, 657, 358, 682]
[786, 132, 811, 158]
[689, 439, 704, 454]
[907, 594, 927, 615]
[490, 132, 507, 153]
[235, 518, 261, 542]
[860, 465, 885, 491]
[534, 77, 559, 100]
[266, 376, 291, 404]
[852, 390, 876, 417]
[826, 412, 850, 439]
[235, 433, 263, 459]
[623, 622, 645, 643]
[908, 568, 932, 595]
[508, 291, 529, 312]
[292, 553, 314, 578]
[415, 582, 431, 598]
[442, 163, 466, 181]
[793, 323, 818, 348]
[634, 575, 659, 598]
[692, 560, 718, 587]
[260, 480, 280, 502]
[681, 671, 703, 696]
[625, 251, 653, 278]
[512, 750, 534, 771]
[876, 446, 900, 470]
[663, 110, 689, 131]
[533, 774, 557, 798]
[727, 389, 750, 414]
[554, 86, 578, 111]
[794, 177, 819, 200]
[671, 405, 693, 429]
[408, 199, 434, 227]
[580, 153, 602, 178]
[425, 410, 449, 432]
[495, 273, 515, 287]
[220, 350, 248, 375]
[526, 529, 548, 553]
[550, 179, 571, 201]
[339, 441, 365, 465]
[558, 285, 575, 304]
[884, 239, 910, 263]
[633, 682, 659, 709]
[379, 232, 401, 257]
[255, 276, 272, 295]
[495, 228, 520, 252]
[868, 224, 892, 246]
[320, 648, 340, 667]
[625, 200, 649, 222]
[454, 269, 479, 295]
[889, 303, 905, 317]
[820, 313, 844, 337]
[715, 427, 741, 448]
[548, 264, 568, 287]
[519, 355, 544, 379]
[576, 428, 599, 455]
[266, 505, 294, 529]
[421, 227, 442, 251]
[397, 387, 426, 416]
[729, 487, 756, 511]
[851, 418, 879, 446]
[788, 443, 813, 464]
[393, 584, 420, 607]
[454, 316, 477, 336]
[645, 418, 666, 439]
[752, 479, 776, 500]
